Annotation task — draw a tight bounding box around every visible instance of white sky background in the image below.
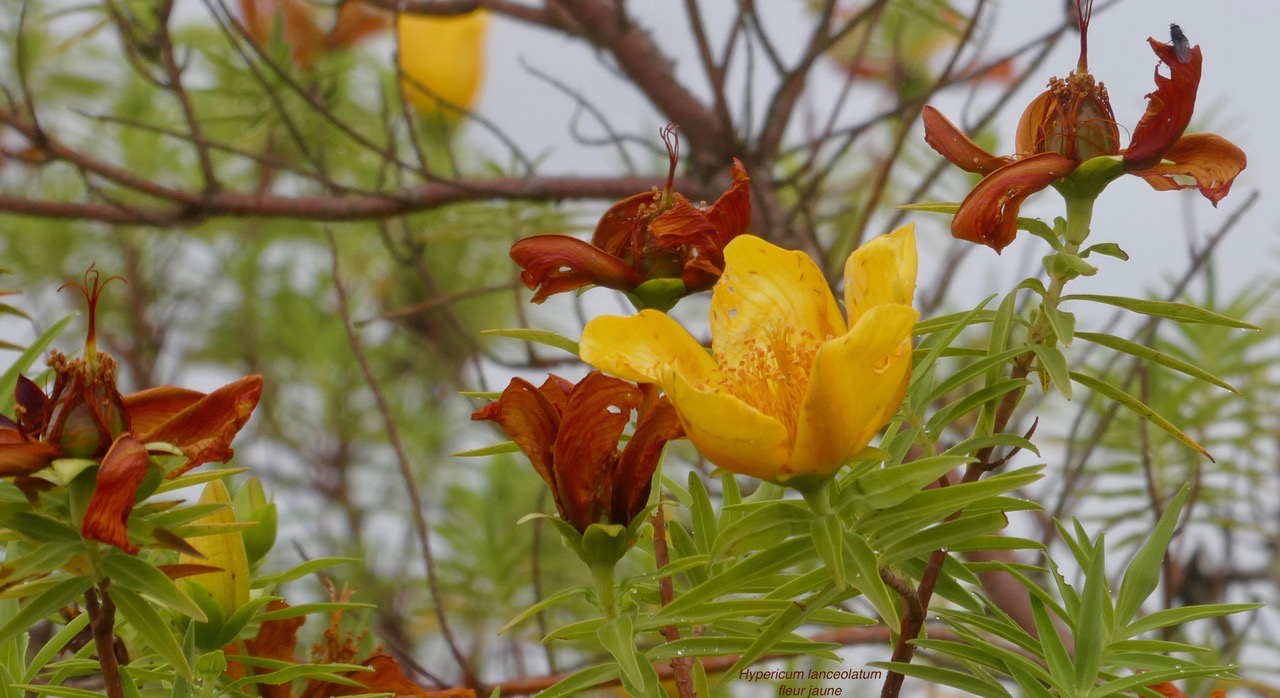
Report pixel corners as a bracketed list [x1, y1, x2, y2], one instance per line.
[467, 0, 1273, 306]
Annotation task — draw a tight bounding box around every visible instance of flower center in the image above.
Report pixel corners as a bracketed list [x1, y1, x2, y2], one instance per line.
[713, 324, 821, 443]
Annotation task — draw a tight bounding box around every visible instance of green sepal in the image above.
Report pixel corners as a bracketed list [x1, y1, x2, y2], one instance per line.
[1056, 154, 1124, 201]
[627, 277, 687, 313]
[580, 523, 630, 568]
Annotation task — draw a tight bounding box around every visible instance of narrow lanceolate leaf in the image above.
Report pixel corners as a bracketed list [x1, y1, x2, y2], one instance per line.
[1070, 371, 1212, 460]
[110, 586, 193, 680]
[596, 614, 660, 696]
[0, 576, 93, 648]
[1027, 343, 1071, 398]
[1060, 294, 1258, 329]
[451, 441, 521, 458]
[480, 328, 580, 355]
[1114, 485, 1190, 626]
[1074, 533, 1108, 692]
[1076, 331, 1239, 394]
[101, 553, 207, 622]
[176, 481, 249, 616]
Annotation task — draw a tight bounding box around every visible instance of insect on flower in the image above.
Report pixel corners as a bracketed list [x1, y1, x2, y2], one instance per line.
[1170, 23, 1192, 64]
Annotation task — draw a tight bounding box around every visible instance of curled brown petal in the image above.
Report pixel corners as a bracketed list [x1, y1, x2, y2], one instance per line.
[613, 396, 682, 525]
[0, 428, 61, 476]
[1124, 38, 1202, 170]
[924, 106, 1013, 175]
[1129, 132, 1246, 205]
[509, 234, 644, 303]
[81, 435, 150, 554]
[139, 375, 264, 478]
[123, 385, 205, 437]
[703, 158, 752, 246]
[471, 377, 562, 498]
[952, 153, 1076, 253]
[553, 372, 642, 531]
[591, 191, 657, 258]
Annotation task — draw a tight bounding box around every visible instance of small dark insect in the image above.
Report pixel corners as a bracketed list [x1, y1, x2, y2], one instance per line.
[1170, 23, 1193, 64]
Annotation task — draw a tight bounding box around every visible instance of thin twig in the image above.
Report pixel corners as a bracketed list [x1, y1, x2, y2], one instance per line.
[327, 232, 481, 689]
[651, 504, 695, 698]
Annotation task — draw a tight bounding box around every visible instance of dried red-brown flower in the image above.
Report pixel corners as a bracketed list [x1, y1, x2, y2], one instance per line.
[923, 1, 1246, 252]
[239, 0, 390, 70]
[471, 371, 683, 533]
[510, 126, 751, 309]
[0, 268, 263, 553]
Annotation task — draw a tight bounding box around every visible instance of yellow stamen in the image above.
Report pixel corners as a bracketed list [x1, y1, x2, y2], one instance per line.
[713, 324, 821, 444]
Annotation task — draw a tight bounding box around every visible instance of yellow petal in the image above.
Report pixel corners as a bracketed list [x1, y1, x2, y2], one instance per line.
[662, 367, 792, 481]
[790, 304, 918, 476]
[711, 236, 845, 367]
[177, 480, 250, 616]
[580, 310, 715, 386]
[844, 225, 918, 326]
[398, 10, 489, 123]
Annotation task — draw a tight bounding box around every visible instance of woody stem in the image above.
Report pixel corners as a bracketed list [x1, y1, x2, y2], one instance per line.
[86, 583, 125, 698]
[881, 197, 1094, 697]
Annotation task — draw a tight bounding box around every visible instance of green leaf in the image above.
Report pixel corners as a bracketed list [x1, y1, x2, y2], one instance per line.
[1040, 304, 1076, 347]
[596, 614, 658, 696]
[944, 433, 1039, 459]
[499, 586, 591, 635]
[843, 455, 973, 511]
[911, 297, 996, 395]
[21, 611, 89, 683]
[251, 557, 360, 587]
[1074, 533, 1107, 692]
[524, 663, 617, 698]
[1020, 217, 1059, 248]
[1087, 665, 1234, 698]
[111, 586, 194, 681]
[926, 377, 1030, 437]
[871, 662, 1011, 698]
[1060, 294, 1258, 329]
[1081, 242, 1129, 260]
[1114, 485, 1189, 626]
[1117, 603, 1262, 639]
[845, 535, 898, 628]
[1043, 251, 1097, 279]
[1070, 371, 1211, 460]
[896, 201, 959, 214]
[480, 328, 579, 355]
[214, 595, 283, 648]
[923, 345, 1024, 406]
[101, 553, 207, 622]
[0, 575, 93, 648]
[1076, 331, 1239, 394]
[1, 512, 83, 544]
[881, 512, 1009, 562]
[0, 541, 83, 586]
[255, 602, 375, 621]
[1029, 597, 1072, 694]
[688, 471, 716, 557]
[650, 538, 811, 625]
[718, 583, 846, 685]
[711, 502, 809, 560]
[451, 441, 522, 458]
[0, 313, 75, 415]
[1028, 343, 1072, 398]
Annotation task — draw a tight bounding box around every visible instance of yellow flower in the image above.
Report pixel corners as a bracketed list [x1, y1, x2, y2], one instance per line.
[580, 226, 918, 482]
[397, 10, 490, 124]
